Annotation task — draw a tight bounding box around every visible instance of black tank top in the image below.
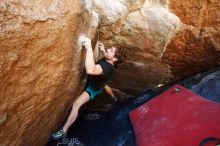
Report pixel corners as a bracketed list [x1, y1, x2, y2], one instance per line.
[86, 58, 116, 91]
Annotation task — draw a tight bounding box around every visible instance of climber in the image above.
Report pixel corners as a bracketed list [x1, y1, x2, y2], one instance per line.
[51, 37, 119, 140]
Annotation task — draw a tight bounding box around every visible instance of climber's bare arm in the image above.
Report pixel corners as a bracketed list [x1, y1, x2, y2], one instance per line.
[104, 85, 115, 97]
[94, 41, 102, 62]
[84, 38, 103, 75]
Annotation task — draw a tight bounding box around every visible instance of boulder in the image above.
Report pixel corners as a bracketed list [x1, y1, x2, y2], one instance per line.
[0, 0, 98, 145]
[90, 0, 220, 94]
[0, 0, 219, 145]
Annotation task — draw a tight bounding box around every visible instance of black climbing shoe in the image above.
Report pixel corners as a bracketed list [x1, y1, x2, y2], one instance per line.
[51, 128, 66, 140]
[111, 96, 118, 102]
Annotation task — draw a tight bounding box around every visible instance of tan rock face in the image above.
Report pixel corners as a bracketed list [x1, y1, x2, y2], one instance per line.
[166, 0, 220, 78]
[0, 0, 97, 146]
[0, 0, 219, 146]
[90, 0, 220, 95]
[89, 0, 180, 94]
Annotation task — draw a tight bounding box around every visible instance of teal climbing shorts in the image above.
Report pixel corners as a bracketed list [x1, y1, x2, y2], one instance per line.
[85, 86, 103, 100]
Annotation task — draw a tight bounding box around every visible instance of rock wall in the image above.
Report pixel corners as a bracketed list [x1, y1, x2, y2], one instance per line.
[0, 0, 219, 146]
[0, 0, 98, 146]
[90, 0, 220, 95]
[164, 0, 220, 78]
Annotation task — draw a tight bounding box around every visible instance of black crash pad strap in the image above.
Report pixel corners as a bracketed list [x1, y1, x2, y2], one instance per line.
[199, 137, 220, 146]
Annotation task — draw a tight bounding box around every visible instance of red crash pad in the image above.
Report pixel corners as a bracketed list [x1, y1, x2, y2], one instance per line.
[129, 85, 220, 146]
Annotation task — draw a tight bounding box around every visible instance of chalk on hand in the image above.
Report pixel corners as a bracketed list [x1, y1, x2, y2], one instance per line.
[78, 34, 86, 47]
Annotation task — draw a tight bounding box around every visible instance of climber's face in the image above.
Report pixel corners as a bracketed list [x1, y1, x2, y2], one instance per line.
[104, 47, 117, 61]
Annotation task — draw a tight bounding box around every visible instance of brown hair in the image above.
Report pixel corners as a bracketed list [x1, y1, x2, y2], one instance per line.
[113, 44, 126, 67]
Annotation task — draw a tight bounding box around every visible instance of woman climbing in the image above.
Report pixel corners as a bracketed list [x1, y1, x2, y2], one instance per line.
[51, 37, 119, 140]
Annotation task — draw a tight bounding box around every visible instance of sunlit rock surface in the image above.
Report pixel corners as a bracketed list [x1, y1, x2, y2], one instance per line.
[0, 0, 219, 145]
[0, 0, 97, 146]
[90, 0, 220, 95]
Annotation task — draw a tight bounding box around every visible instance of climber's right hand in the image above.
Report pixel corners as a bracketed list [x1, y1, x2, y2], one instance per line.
[98, 42, 106, 53]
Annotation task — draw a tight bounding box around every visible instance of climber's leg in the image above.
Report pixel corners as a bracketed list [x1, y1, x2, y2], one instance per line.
[62, 91, 90, 132]
[51, 91, 90, 140]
